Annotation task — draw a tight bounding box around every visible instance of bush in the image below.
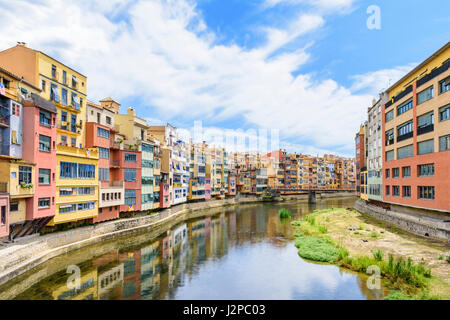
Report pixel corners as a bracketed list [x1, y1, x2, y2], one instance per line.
[295, 236, 339, 263]
[384, 291, 411, 300]
[318, 225, 328, 234]
[372, 250, 384, 261]
[278, 208, 291, 219]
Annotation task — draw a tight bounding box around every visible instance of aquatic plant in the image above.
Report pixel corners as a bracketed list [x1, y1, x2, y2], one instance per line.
[294, 236, 339, 263]
[278, 208, 291, 218]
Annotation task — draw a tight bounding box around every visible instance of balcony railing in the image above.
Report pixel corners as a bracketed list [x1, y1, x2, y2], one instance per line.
[397, 132, 413, 142]
[110, 160, 121, 167]
[417, 124, 434, 136]
[417, 60, 450, 88]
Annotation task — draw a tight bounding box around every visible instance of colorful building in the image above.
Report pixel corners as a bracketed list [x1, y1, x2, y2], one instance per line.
[367, 99, 383, 201]
[382, 42, 450, 212]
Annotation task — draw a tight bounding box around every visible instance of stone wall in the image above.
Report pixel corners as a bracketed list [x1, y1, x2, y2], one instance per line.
[354, 200, 450, 241]
[0, 196, 263, 287]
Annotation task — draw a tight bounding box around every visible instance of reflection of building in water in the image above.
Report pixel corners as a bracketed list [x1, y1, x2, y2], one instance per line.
[140, 240, 161, 300]
[52, 269, 98, 300]
[168, 223, 188, 288]
[210, 213, 227, 257]
[119, 250, 141, 300]
[98, 264, 124, 299]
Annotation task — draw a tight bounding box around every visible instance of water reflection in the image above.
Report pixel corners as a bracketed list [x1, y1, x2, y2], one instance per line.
[12, 198, 385, 300]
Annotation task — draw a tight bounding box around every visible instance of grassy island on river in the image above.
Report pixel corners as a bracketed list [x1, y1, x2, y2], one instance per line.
[289, 208, 450, 300]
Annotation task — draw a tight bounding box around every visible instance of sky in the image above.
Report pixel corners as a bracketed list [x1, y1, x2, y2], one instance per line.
[0, 0, 449, 157]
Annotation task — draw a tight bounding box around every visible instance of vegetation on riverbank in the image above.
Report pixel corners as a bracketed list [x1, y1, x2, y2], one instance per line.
[278, 208, 292, 219]
[291, 208, 450, 300]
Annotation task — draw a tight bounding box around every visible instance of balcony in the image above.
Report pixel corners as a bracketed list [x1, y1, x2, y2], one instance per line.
[110, 160, 121, 168]
[417, 124, 434, 136]
[417, 60, 450, 89]
[397, 132, 413, 143]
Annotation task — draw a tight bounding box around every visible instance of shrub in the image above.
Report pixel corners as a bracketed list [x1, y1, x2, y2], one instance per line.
[372, 250, 384, 261]
[295, 236, 339, 263]
[278, 208, 291, 219]
[384, 291, 411, 300]
[447, 255, 450, 263]
[318, 225, 328, 234]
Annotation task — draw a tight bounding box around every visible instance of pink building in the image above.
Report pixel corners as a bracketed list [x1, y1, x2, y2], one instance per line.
[0, 193, 9, 239]
[22, 93, 57, 226]
[112, 149, 142, 213]
[227, 175, 237, 196]
[160, 180, 170, 208]
[205, 177, 211, 200]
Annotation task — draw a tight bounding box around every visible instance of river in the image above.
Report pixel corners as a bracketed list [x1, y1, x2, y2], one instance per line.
[2, 197, 386, 300]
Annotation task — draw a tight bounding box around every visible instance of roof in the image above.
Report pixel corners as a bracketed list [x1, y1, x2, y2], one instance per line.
[22, 93, 57, 114]
[385, 41, 450, 94]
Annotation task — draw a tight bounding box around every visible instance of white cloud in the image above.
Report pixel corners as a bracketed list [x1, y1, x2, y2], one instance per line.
[0, 0, 385, 154]
[263, 0, 356, 13]
[350, 63, 417, 96]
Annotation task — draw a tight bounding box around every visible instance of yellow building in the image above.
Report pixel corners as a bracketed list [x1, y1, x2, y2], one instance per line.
[0, 43, 100, 226]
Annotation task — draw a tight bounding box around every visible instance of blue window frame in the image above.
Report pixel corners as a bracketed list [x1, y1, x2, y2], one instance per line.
[98, 147, 110, 159]
[125, 153, 137, 162]
[97, 127, 110, 139]
[125, 169, 137, 182]
[60, 162, 77, 178]
[78, 164, 95, 179]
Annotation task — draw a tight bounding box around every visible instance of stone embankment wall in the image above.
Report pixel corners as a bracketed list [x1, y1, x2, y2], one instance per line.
[0, 195, 262, 287]
[354, 200, 450, 241]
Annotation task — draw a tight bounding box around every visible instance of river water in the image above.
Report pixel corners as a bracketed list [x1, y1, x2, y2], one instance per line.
[3, 197, 386, 300]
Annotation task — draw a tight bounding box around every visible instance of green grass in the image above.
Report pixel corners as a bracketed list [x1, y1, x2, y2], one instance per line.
[318, 225, 328, 234]
[372, 250, 384, 261]
[278, 208, 292, 219]
[384, 291, 412, 300]
[294, 236, 340, 263]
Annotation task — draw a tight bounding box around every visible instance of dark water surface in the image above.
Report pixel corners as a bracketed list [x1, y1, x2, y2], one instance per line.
[4, 198, 386, 300]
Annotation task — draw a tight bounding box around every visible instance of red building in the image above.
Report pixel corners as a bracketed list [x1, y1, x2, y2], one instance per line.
[111, 149, 142, 213]
[160, 172, 170, 208]
[355, 124, 367, 197]
[205, 177, 211, 200]
[85, 101, 124, 223]
[0, 193, 9, 239]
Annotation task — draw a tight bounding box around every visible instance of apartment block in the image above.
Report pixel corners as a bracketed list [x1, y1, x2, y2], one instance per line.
[382, 42, 450, 212]
[367, 99, 383, 201]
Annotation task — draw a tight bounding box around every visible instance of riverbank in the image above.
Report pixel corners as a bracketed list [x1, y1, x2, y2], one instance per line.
[290, 208, 450, 299]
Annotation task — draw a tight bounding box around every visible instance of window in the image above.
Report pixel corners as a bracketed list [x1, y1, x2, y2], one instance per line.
[397, 99, 413, 115]
[39, 135, 51, 152]
[78, 187, 95, 195]
[142, 160, 153, 168]
[142, 176, 153, 185]
[386, 150, 394, 161]
[392, 168, 399, 178]
[418, 164, 434, 177]
[392, 186, 400, 197]
[50, 83, 60, 103]
[39, 110, 51, 127]
[402, 166, 411, 178]
[59, 187, 76, 196]
[78, 202, 95, 211]
[72, 75, 77, 87]
[125, 169, 137, 182]
[97, 127, 110, 139]
[386, 110, 394, 122]
[418, 139, 434, 155]
[39, 169, 50, 185]
[62, 70, 67, 84]
[417, 86, 434, 104]
[60, 135, 67, 145]
[99, 168, 110, 182]
[10, 202, 19, 212]
[402, 186, 411, 198]
[385, 169, 390, 178]
[385, 129, 394, 146]
[41, 80, 46, 92]
[397, 120, 413, 138]
[440, 104, 450, 122]
[417, 112, 434, 133]
[142, 143, 154, 153]
[19, 166, 32, 184]
[1, 206, 5, 225]
[60, 162, 77, 178]
[51, 65, 57, 78]
[38, 198, 50, 209]
[78, 164, 95, 179]
[70, 114, 77, 133]
[418, 186, 435, 200]
[125, 190, 137, 206]
[397, 144, 413, 159]
[59, 204, 77, 214]
[71, 92, 79, 109]
[71, 137, 76, 147]
[125, 153, 137, 162]
[385, 185, 390, 196]
[440, 135, 450, 152]
[106, 116, 111, 124]
[98, 147, 110, 159]
[439, 77, 450, 94]
[61, 88, 68, 105]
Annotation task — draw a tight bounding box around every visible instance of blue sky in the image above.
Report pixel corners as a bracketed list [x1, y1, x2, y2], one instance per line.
[0, 0, 449, 157]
